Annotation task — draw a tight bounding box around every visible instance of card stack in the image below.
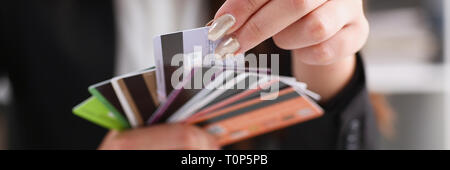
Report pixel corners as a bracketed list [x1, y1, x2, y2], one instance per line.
[73, 27, 324, 146]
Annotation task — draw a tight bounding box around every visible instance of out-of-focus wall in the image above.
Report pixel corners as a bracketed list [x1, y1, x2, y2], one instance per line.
[443, 0, 450, 150]
[364, 0, 447, 149]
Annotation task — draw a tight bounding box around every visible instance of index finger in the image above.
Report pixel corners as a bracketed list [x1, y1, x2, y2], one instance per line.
[234, 0, 327, 53]
[213, 0, 270, 34]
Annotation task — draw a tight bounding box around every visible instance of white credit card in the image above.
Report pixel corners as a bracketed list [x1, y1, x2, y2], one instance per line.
[152, 27, 265, 103]
[168, 72, 274, 123]
[153, 27, 223, 103]
[167, 70, 240, 123]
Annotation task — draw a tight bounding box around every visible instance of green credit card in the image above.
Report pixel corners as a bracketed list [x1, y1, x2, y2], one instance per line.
[73, 96, 127, 130]
[89, 81, 131, 129]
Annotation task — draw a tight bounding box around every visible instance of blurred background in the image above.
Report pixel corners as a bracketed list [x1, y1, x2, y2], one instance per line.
[0, 0, 449, 149]
[0, 77, 8, 149]
[362, 0, 449, 149]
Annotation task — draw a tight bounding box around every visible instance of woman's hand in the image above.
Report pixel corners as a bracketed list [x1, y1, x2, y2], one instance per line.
[99, 124, 220, 150]
[209, 0, 368, 65]
[209, 0, 369, 101]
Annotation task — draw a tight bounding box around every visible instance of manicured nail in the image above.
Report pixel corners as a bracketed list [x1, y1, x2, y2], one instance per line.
[208, 14, 236, 41]
[215, 37, 240, 59]
[205, 19, 214, 27]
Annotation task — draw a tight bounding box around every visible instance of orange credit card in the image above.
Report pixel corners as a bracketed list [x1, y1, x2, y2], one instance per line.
[187, 87, 324, 146]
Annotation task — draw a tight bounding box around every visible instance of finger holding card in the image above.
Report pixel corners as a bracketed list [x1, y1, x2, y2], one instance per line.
[209, 0, 327, 57]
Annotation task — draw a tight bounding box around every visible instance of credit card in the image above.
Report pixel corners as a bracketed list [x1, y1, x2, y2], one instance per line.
[112, 69, 158, 128]
[188, 88, 324, 146]
[89, 80, 130, 128]
[187, 80, 289, 122]
[73, 96, 127, 130]
[153, 27, 268, 102]
[196, 74, 271, 110]
[167, 71, 246, 122]
[147, 67, 230, 125]
[187, 78, 279, 122]
[154, 27, 217, 102]
[122, 70, 159, 122]
[168, 72, 268, 123]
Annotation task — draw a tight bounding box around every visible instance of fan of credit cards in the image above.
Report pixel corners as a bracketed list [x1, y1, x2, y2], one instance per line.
[73, 27, 324, 146]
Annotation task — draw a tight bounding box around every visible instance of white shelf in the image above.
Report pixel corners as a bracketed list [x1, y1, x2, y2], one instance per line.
[367, 63, 445, 94]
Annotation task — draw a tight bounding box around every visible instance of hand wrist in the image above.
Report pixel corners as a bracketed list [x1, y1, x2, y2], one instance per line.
[292, 53, 357, 102]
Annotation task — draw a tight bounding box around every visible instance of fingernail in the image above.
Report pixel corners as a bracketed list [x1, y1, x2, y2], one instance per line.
[205, 19, 214, 27]
[208, 14, 236, 41]
[215, 37, 240, 59]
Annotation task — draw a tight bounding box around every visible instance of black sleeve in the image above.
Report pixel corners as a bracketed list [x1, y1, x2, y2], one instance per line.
[321, 53, 379, 149]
